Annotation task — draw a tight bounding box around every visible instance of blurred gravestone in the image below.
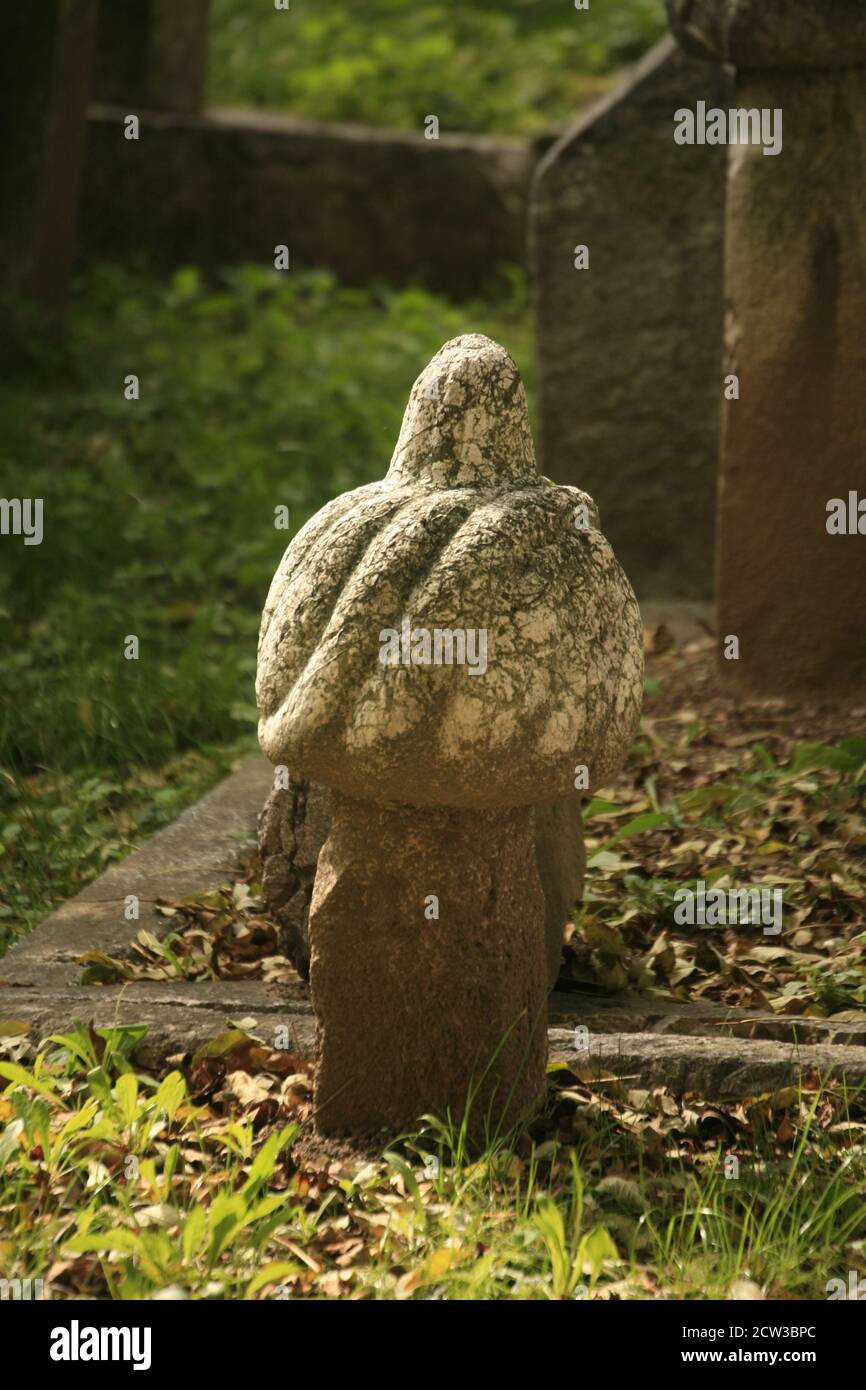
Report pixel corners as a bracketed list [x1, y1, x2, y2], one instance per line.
[531, 37, 731, 600]
[93, 0, 211, 114]
[0, 0, 100, 309]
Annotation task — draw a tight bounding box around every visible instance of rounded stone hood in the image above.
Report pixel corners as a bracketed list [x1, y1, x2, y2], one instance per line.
[256, 335, 644, 810]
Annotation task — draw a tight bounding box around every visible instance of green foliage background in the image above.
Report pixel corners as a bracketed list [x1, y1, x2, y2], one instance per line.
[208, 0, 666, 133]
[0, 268, 532, 934]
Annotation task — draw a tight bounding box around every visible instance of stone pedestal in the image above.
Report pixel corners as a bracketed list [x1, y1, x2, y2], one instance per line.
[259, 778, 333, 980]
[260, 778, 585, 991]
[667, 0, 866, 695]
[309, 794, 548, 1141]
[0, 0, 100, 309]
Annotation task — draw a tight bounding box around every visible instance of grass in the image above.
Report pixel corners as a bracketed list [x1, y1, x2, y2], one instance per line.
[0, 1022, 863, 1300]
[0, 263, 533, 942]
[208, 0, 667, 134]
[0, 751, 244, 956]
[3, 628, 861, 1299]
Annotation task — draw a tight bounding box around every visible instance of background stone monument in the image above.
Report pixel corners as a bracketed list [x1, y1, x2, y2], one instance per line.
[531, 36, 731, 602]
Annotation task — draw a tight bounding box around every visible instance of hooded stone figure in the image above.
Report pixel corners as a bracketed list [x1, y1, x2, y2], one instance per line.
[257, 334, 643, 1138]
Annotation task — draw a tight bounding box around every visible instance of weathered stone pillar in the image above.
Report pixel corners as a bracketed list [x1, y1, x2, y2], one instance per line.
[0, 0, 100, 309]
[93, 0, 211, 114]
[311, 796, 548, 1139]
[531, 37, 730, 601]
[667, 0, 866, 695]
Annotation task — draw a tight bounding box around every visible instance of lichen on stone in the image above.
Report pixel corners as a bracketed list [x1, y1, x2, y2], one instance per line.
[257, 334, 644, 810]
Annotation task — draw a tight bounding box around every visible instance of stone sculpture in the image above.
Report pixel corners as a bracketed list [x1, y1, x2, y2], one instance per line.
[256, 334, 643, 1137]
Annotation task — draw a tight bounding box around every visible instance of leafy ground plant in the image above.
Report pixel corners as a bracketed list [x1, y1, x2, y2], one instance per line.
[0, 1020, 863, 1300]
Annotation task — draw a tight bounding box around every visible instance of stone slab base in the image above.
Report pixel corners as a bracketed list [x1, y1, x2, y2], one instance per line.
[551, 1030, 866, 1097]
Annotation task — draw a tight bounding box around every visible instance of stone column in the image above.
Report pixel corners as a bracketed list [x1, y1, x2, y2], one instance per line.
[0, 0, 100, 309]
[311, 796, 548, 1141]
[93, 0, 211, 114]
[667, 0, 866, 695]
[258, 777, 585, 992]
